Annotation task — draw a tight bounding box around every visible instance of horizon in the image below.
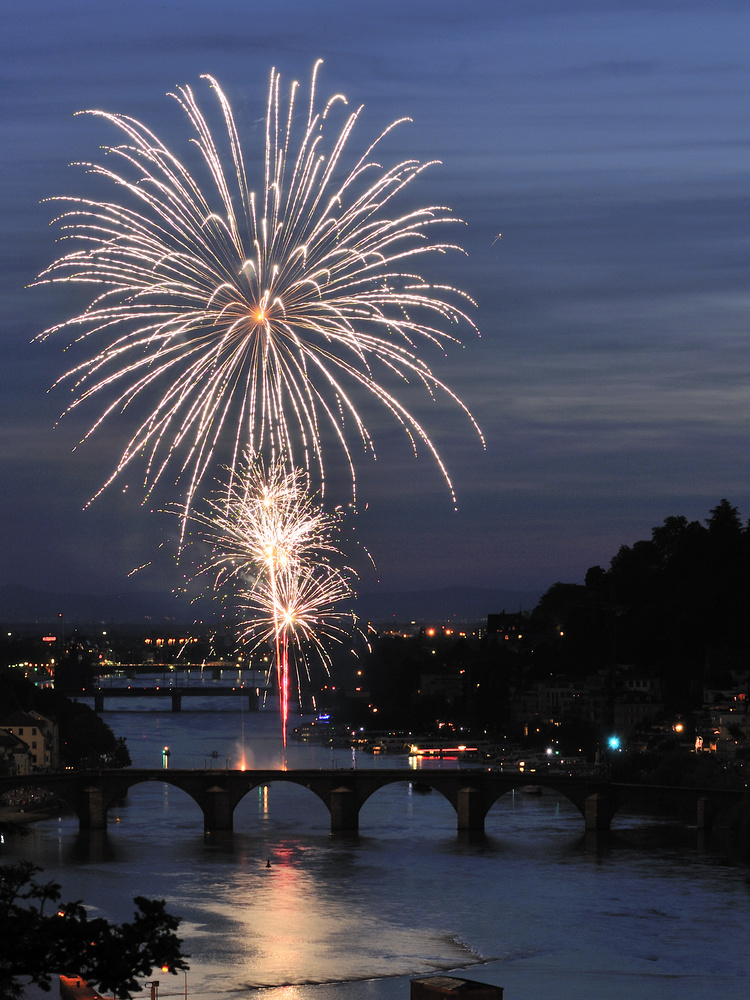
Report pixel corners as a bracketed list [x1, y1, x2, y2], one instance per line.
[0, 579, 545, 629]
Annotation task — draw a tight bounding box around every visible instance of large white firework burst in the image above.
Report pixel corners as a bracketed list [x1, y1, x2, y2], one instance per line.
[35, 60, 483, 531]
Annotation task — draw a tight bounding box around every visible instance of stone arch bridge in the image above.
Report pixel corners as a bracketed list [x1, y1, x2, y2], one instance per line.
[0, 769, 740, 836]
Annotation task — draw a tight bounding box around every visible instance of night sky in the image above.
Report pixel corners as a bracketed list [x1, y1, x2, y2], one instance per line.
[2, 0, 749, 605]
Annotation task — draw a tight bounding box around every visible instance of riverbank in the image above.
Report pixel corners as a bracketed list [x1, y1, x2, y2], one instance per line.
[0, 801, 64, 827]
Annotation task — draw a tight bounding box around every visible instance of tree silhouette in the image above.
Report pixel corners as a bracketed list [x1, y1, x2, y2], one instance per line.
[529, 500, 750, 711]
[0, 862, 188, 999]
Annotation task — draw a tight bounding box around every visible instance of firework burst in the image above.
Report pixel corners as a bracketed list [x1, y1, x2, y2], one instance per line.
[35, 61, 483, 532]
[188, 456, 358, 742]
[191, 457, 344, 593]
[238, 559, 356, 743]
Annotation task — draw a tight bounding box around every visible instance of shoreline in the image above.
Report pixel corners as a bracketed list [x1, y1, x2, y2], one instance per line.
[0, 803, 63, 827]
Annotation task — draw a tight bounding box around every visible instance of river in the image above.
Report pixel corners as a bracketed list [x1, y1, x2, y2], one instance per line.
[5, 693, 750, 1000]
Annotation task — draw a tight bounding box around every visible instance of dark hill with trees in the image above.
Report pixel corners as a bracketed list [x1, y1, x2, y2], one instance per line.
[527, 499, 750, 712]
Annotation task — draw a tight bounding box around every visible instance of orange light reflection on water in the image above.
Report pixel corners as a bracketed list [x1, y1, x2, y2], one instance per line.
[184, 837, 472, 994]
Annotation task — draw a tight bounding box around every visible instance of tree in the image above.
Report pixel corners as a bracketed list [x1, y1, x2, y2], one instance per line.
[706, 498, 742, 538]
[0, 862, 188, 999]
[523, 500, 750, 715]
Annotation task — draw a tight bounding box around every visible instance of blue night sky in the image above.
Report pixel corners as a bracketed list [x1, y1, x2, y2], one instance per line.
[1, 0, 749, 603]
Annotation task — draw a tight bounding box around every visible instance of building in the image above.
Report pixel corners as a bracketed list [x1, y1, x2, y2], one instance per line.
[0, 709, 59, 771]
[0, 729, 33, 775]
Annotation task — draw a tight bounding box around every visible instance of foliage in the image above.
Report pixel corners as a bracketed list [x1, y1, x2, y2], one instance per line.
[36, 690, 133, 768]
[0, 862, 188, 999]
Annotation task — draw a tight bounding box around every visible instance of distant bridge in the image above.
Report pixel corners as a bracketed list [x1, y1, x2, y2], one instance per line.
[90, 685, 269, 712]
[0, 769, 743, 837]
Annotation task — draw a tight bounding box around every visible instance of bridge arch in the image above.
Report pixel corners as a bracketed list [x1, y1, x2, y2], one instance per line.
[105, 776, 205, 831]
[480, 778, 590, 821]
[357, 777, 458, 834]
[482, 783, 586, 836]
[232, 779, 331, 834]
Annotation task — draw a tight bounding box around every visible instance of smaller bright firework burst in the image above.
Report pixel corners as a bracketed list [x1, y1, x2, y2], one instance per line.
[237, 558, 356, 743]
[187, 455, 358, 742]
[191, 457, 344, 593]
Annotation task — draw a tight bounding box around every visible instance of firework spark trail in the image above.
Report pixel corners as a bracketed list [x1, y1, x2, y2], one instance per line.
[35, 61, 483, 534]
[187, 456, 357, 742]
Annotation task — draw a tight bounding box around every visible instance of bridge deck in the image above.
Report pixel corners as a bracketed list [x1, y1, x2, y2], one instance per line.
[92, 685, 269, 696]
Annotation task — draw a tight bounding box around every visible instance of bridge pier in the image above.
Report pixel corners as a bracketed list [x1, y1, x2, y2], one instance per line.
[697, 796, 715, 831]
[584, 792, 614, 831]
[94, 691, 104, 713]
[457, 786, 485, 832]
[201, 786, 234, 833]
[171, 693, 182, 712]
[329, 787, 359, 833]
[79, 785, 107, 830]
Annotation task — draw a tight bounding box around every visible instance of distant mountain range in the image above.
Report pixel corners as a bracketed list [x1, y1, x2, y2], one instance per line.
[0, 584, 197, 627]
[0, 583, 543, 627]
